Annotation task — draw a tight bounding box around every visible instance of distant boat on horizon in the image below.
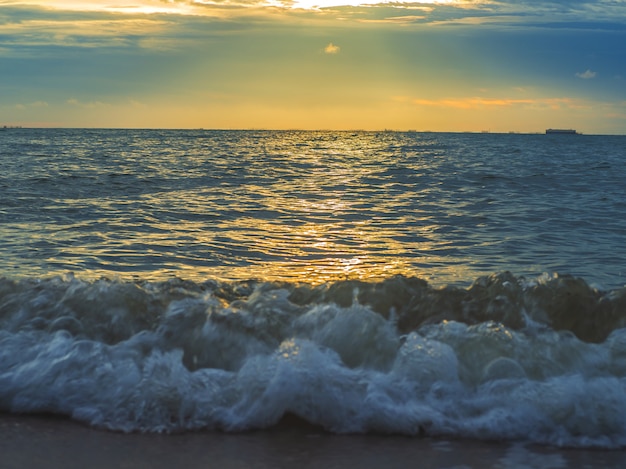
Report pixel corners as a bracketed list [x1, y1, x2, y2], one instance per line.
[546, 128, 578, 135]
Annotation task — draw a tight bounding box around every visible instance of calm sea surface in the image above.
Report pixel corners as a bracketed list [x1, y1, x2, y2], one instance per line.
[2, 128, 626, 450]
[1, 128, 625, 288]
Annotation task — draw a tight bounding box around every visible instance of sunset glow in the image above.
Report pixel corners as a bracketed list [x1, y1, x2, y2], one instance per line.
[1, 0, 625, 133]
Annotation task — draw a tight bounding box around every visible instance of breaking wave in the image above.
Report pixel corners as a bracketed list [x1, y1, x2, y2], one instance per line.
[1, 272, 626, 448]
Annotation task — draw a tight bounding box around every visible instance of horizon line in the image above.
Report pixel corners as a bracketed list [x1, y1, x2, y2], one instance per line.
[4, 126, 624, 136]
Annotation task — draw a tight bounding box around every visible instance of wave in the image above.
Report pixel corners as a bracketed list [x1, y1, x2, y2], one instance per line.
[1, 272, 626, 447]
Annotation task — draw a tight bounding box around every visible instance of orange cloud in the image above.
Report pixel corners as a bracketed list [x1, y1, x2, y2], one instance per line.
[409, 97, 534, 109]
[399, 96, 590, 111]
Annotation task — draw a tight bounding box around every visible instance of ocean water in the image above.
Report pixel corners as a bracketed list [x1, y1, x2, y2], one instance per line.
[1, 128, 626, 448]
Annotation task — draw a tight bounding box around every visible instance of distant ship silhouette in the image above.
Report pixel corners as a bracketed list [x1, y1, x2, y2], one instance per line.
[546, 129, 578, 135]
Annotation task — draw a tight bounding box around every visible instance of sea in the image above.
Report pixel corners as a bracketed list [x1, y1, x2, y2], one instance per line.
[1, 129, 626, 460]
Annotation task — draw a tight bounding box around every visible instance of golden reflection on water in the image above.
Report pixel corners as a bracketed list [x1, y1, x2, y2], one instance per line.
[188, 216, 420, 285]
[4, 130, 487, 287]
[196, 152, 420, 284]
[5, 129, 626, 290]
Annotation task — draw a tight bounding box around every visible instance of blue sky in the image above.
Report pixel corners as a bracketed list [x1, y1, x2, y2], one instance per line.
[1, 0, 625, 133]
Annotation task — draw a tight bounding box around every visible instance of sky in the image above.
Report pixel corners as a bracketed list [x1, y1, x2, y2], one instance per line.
[1, 0, 626, 133]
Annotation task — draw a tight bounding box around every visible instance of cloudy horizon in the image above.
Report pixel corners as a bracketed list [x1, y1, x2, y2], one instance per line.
[1, 0, 625, 133]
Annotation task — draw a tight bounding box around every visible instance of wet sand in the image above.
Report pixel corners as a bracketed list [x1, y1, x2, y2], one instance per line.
[1, 414, 624, 469]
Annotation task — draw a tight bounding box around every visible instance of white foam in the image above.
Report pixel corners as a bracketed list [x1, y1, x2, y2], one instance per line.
[2, 280, 626, 447]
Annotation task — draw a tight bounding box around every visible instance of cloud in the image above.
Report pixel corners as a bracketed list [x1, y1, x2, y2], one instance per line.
[576, 69, 597, 79]
[67, 98, 110, 108]
[14, 101, 49, 110]
[405, 97, 533, 109]
[397, 96, 591, 111]
[129, 99, 147, 108]
[3, 1, 626, 46]
[324, 42, 340, 54]
[358, 15, 426, 25]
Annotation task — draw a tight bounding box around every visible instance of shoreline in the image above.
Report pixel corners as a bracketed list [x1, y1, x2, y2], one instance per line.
[1, 414, 625, 469]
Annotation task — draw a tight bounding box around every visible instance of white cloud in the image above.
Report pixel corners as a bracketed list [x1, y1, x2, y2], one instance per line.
[324, 42, 340, 54]
[576, 69, 597, 79]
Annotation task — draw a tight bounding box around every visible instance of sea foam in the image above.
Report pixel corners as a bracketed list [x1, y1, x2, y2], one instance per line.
[2, 273, 626, 447]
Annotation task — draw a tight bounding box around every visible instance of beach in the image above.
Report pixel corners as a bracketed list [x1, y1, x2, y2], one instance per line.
[1, 414, 625, 469]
